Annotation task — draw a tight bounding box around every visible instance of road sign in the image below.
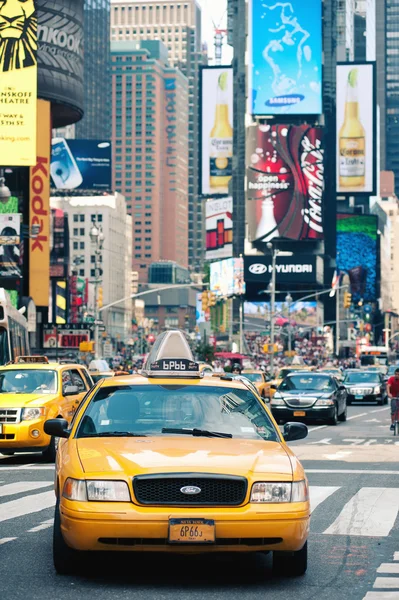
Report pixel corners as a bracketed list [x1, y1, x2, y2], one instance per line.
[94, 319, 104, 326]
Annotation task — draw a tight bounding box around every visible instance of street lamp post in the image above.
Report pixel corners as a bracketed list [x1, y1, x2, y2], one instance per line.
[285, 293, 293, 352]
[90, 219, 104, 359]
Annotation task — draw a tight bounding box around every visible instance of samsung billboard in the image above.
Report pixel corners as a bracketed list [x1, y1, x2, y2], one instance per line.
[248, 0, 323, 116]
[50, 139, 112, 190]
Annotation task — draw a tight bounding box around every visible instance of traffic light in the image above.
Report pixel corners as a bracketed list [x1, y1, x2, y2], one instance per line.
[343, 291, 352, 309]
[97, 287, 103, 308]
[201, 291, 209, 311]
[209, 292, 216, 307]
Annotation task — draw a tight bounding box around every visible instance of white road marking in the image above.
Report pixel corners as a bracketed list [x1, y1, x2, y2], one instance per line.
[342, 439, 366, 445]
[364, 439, 378, 446]
[310, 486, 340, 512]
[0, 491, 55, 523]
[323, 451, 353, 461]
[0, 466, 54, 471]
[308, 438, 332, 445]
[307, 409, 386, 434]
[365, 419, 380, 423]
[324, 488, 399, 537]
[378, 564, 399, 574]
[364, 594, 399, 599]
[370, 407, 390, 414]
[28, 519, 54, 533]
[347, 412, 369, 421]
[0, 538, 16, 545]
[306, 469, 399, 475]
[395, 553, 399, 561]
[373, 578, 399, 589]
[0, 481, 52, 498]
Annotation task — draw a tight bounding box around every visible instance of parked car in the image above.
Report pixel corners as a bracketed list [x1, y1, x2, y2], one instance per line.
[343, 370, 388, 405]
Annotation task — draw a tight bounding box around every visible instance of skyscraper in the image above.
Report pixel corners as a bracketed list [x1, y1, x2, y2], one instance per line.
[111, 40, 189, 281]
[111, 0, 204, 271]
[386, 1, 399, 187]
[76, 0, 112, 140]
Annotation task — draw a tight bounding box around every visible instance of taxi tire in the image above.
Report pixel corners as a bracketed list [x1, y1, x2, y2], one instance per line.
[42, 435, 57, 462]
[328, 405, 339, 426]
[53, 498, 80, 575]
[338, 404, 347, 422]
[273, 541, 307, 577]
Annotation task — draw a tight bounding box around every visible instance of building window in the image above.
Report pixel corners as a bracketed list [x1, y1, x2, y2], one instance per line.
[73, 241, 78, 250]
[73, 228, 78, 236]
[80, 242, 85, 250]
[90, 269, 96, 277]
[79, 214, 85, 223]
[73, 215, 79, 222]
[80, 228, 85, 236]
[79, 269, 85, 277]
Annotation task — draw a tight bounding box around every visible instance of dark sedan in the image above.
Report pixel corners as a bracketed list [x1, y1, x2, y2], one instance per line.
[343, 370, 388, 405]
[270, 372, 347, 426]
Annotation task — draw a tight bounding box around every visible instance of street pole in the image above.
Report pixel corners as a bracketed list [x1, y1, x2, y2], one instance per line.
[239, 298, 243, 354]
[335, 282, 340, 358]
[287, 295, 292, 352]
[270, 249, 277, 374]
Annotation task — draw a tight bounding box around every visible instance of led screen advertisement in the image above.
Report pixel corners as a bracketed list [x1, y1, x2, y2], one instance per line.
[246, 124, 324, 243]
[0, 0, 37, 166]
[244, 301, 319, 330]
[336, 214, 378, 302]
[200, 66, 233, 196]
[50, 139, 112, 190]
[336, 63, 376, 195]
[210, 258, 246, 298]
[205, 197, 233, 260]
[248, 0, 322, 116]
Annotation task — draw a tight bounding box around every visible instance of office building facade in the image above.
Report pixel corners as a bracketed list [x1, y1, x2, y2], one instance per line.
[111, 41, 189, 281]
[110, 0, 205, 271]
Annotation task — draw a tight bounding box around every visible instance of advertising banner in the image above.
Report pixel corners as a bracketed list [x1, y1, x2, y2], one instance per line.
[244, 255, 323, 285]
[200, 66, 233, 196]
[50, 139, 112, 190]
[244, 301, 319, 330]
[210, 258, 246, 297]
[205, 197, 233, 260]
[336, 63, 376, 195]
[43, 324, 91, 349]
[0, 0, 37, 166]
[50, 208, 69, 278]
[248, 0, 322, 116]
[29, 99, 51, 307]
[336, 213, 378, 302]
[246, 124, 324, 242]
[0, 214, 21, 278]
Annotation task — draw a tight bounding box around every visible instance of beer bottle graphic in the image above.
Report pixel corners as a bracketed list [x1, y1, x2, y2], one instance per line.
[339, 68, 366, 189]
[209, 72, 233, 191]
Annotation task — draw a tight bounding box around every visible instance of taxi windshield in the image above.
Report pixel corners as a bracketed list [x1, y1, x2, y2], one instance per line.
[242, 373, 263, 383]
[76, 384, 279, 441]
[0, 369, 58, 394]
[280, 375, 334, 392]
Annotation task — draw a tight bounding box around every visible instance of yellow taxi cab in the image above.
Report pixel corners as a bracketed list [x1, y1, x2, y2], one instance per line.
[0, 356, 93, 461]
[241, 369, 272, 399]
[268, 365, 314, 400]
[44, 330, 310, 576]
[198, 362, 214, 377]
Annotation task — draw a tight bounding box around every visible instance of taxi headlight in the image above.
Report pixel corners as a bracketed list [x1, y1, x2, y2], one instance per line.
[86, 480, 130, 502]
[21, 407, 46, 421]
[315, 398, 334, 406]
[63, 478, 88, 502]
[250, 480, 309, 503]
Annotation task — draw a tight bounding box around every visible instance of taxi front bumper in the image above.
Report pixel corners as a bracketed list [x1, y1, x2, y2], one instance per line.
[0, 419, 51, 451]
[60, 500, 310, 553]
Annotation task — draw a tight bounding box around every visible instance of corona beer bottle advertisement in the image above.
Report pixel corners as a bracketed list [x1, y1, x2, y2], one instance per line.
[0, 0, 37, 166]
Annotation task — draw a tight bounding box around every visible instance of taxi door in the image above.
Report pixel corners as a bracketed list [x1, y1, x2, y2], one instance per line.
[69, 368, 91, 415]
[60, 369, 86, 420]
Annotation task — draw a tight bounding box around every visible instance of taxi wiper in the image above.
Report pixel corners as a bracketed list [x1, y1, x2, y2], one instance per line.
[80, 431, 147, 438]
[161, 427, 232, 439]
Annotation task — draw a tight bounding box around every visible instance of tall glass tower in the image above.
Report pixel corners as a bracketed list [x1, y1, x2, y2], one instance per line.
[386, 1, 399, 188]
[76, 0, 112, 140]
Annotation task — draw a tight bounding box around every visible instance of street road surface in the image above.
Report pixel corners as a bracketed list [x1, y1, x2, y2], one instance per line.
[1, 403, 398, 600]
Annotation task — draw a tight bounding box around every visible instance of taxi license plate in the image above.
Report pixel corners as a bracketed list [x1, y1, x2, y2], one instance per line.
[169, 519, 215, 544]
[293, 411, 306, 417]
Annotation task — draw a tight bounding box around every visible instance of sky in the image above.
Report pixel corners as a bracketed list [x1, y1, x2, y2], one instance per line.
[199, 0, 233, 64]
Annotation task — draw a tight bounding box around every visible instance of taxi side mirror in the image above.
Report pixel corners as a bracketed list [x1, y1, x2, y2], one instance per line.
[44, 418, 70, 439]
[283, 422, 308, 442]
[270, 384, 277, 390]
[63, 385, 79, 396]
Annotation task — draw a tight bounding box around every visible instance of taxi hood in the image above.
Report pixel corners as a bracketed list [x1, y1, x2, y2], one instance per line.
[0, 393, 58, 408]
[76, 437, 294, 480]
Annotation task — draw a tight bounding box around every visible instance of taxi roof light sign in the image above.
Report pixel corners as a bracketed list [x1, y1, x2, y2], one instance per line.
[142, 330, 201, 378]
[13, 356, 49, 364]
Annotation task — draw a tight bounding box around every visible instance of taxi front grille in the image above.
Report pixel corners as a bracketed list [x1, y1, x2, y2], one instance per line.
[98, 537, 282, 547]
[0, 409, 21, 424]
[133, 474, 247, 506]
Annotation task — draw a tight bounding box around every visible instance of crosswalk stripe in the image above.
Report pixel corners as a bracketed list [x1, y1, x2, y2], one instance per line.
[0, 491, 55, 523]
[310, 486, 340, 512]
[378, 565, 399, 574]
[373, 578, 399, 589]
[395, 553, 399, 561]
[0, 481, 52, 498]
[0, 538, 16, 545]
[364, 593, 399, 599]
[324, 488, 399, 537]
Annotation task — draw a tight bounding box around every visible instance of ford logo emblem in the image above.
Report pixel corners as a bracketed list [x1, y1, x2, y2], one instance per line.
[249, 263, 267, 275]
[180, 486, 201, 495]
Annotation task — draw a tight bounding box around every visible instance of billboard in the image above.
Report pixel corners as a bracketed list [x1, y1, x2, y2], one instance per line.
[0, 214, 21, 279]
[43, 324, 91, 349]
[200, 66, 233, 196]
[50, 139, 112, 190]
[336, 63, 376, 195]
[37, 0, 84, 127]
[210, 258, 245, 298]
[50, 208, 69, 278]
[336, 214, 378, 302]
[248, 0, 322, 116]
[244, 255, 323, 286]
[246, 124, 324, 242]
[244, 301, 319, 330]
[30, 99, 51, 307]
[0, 0, 37, 166]
[205, 197, 233, 260]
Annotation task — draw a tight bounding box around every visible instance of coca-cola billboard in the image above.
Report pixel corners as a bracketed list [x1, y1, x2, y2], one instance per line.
[246, 124, 324, 242]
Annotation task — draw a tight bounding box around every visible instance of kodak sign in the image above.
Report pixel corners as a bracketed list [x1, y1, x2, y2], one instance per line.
[29, 99, 51, 306]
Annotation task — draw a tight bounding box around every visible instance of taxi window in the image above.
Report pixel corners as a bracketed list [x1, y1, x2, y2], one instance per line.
[75, 384, 279, 442]
[242, 373, 263, 383]
[70, 369, 86, 392]
[79, 368, 93, 389]
[0, 369, 58, 394]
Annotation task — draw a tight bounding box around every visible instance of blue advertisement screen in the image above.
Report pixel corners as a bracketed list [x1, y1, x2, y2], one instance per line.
[249, 0, 323, 116]
[50, 139, 112, 191]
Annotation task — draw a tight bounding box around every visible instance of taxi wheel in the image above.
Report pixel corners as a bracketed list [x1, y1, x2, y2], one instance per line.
[53, 498, 80, 575]
[273, 541, 307, 577]
[328, 405, 339, 426]
[42, 435, 57, 462]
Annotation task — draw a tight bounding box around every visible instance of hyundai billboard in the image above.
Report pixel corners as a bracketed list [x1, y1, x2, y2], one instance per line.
[248, 0, 323, 116]
[50, 139, 112, 190]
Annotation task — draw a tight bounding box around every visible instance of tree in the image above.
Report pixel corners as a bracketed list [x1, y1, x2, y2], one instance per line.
[196, 341, 215, 363]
